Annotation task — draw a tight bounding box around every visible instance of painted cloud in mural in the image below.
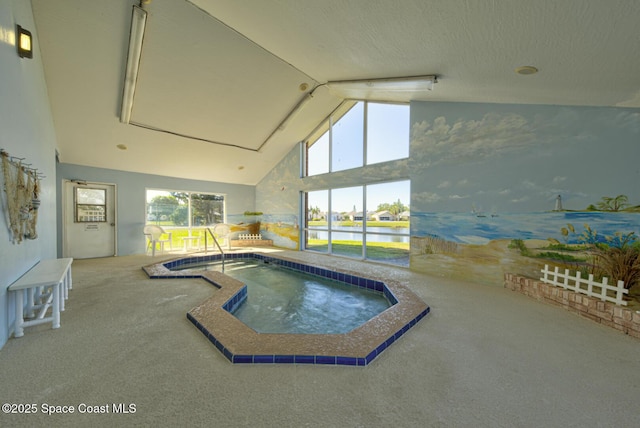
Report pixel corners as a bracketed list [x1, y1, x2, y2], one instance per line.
[256, 148, 301, 215]
[410, 103, 640, 213]
[411, 112, 537, 165]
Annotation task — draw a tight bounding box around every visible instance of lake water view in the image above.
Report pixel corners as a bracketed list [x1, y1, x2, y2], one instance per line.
[308, 226, 410, 243]
[411, 211, 640, 245]
[308, 212, 640, 246]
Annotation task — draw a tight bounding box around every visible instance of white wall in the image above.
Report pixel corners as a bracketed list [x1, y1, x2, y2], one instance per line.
[0, 0, 58, 349]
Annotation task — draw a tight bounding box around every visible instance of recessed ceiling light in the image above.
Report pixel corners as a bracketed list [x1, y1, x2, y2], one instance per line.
[515, 66, 538, 75]
[116, 144, 128, 150]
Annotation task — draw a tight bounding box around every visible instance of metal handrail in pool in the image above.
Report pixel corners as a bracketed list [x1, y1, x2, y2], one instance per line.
[204, 227, 225, 273]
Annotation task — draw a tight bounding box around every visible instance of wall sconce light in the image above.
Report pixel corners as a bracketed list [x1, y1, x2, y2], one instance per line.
[16, 25, 33, 59]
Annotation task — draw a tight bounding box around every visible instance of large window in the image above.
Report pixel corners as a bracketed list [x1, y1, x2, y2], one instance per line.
[146, 189, 224, 227]
[303, 100, 411, 266]
[145, 189, 225, 247]
[304, 180, 410, 266]
[306, 101, 409, 176]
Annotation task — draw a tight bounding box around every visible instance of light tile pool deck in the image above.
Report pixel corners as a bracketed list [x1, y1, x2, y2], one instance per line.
[143, 252, 430, 365]
[2, 252, 639, 426]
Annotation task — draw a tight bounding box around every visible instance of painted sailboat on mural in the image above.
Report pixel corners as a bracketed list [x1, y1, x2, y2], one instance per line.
[409, 102, 640, 288]
[471, 204, 486, 218]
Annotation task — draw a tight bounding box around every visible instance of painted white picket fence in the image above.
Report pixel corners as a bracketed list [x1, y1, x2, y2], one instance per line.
[239, 234, 262, 240]
[540, 264, 628, 306]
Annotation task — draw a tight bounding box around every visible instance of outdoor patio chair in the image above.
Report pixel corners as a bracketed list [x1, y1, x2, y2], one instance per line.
[213, 223, 232, 251]
[144, 225, 172, 256]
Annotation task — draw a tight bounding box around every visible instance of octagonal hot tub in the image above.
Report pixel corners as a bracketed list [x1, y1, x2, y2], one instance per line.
[144, 253, 430, 366]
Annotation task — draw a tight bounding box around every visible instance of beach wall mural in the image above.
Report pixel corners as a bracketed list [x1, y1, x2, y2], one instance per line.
[255, 147, 303, 249]
[255, 100, 640, 290]
[409, 101, 640, 285]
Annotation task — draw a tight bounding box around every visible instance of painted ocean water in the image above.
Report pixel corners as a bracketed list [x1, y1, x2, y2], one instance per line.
[411, 211, 640, 245]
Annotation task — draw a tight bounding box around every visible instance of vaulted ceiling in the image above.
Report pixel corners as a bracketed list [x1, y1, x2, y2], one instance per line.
[31, 0, 640, 185]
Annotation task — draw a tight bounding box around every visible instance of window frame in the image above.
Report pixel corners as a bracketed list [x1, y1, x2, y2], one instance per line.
[304, 100, 409, 177]
[145, 188, 226, 230]
[75, 187, 107, 223]
[302, 180, 410, 265]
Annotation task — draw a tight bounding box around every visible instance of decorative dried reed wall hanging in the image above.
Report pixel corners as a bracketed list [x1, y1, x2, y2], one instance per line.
[0, 149, 43, 243]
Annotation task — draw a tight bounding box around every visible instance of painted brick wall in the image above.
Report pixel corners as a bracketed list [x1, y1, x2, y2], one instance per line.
[504, 273, 640, 339]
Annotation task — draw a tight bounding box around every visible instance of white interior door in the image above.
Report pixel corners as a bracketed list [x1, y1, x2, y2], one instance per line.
[63, 181, 116, 258]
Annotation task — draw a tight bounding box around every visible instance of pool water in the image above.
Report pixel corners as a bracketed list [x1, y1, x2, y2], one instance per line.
[148, 253, 430, 365]
[183, 259, 392, 334]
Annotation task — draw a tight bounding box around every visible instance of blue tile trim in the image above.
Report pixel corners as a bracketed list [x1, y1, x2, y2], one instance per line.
[254, 355, 275, 364]
[176, 255, 431, 366]
[222, 286, 248, 313]
[336, 356, 357, 366]
[294, 355, 315, 364]
[275, 355, 295, 364]
[233, 355, 253, 364]
[187, 308, 429, 366]
[315, 356, 337, 365]
[223, 348, 233, 361]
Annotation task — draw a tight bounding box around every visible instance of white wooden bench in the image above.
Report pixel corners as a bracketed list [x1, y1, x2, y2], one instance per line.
[8, 258, 73, 338]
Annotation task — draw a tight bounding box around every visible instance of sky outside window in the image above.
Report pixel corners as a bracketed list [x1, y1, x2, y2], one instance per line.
[367, 180, 410, 212]
[305, 101, 410, 214]
[306, 101, 408, 176]
[367, 103, 409, 164]
[331, 102, 364, 172]
[307, 131, 329, 176]
[307, 180, 409, 215]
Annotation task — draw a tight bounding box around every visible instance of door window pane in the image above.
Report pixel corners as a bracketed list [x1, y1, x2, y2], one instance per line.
[75, 187, 106, 222]
[77, 188, 106, 204]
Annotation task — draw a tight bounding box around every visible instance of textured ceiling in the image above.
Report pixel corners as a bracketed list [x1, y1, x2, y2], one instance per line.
[132, 0, 319, 151]
[31, 0, 640, 185]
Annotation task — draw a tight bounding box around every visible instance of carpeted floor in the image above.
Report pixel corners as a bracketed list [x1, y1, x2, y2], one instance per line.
[1, 250, 638, 427]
